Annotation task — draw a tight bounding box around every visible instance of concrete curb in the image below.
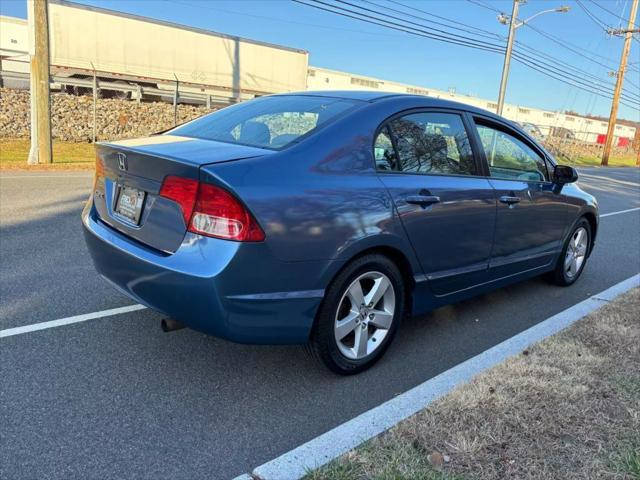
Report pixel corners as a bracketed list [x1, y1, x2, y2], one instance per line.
[245, 273, 640, 480]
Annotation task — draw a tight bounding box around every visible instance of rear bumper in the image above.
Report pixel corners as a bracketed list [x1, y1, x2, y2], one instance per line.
[82, 204, 326, 344]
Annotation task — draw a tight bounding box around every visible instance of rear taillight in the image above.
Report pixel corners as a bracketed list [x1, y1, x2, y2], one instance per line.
[159, 176, 264, 242]
[190, 183, 265, 241]
[159, 176, 199, 225]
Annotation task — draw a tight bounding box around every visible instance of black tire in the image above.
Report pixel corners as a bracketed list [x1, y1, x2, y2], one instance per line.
[307, 254, 405, 375]
[547, 218, 591, 286]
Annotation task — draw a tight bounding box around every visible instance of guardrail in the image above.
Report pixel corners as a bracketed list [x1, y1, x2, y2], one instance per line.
[0, 70, 235, 107]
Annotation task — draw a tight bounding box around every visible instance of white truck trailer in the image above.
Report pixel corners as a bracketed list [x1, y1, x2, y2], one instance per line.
[1, 0, 309, 102]
[0, 16, 30, 89]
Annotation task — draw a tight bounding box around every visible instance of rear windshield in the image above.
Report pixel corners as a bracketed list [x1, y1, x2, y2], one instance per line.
[168, 95, 359, 149]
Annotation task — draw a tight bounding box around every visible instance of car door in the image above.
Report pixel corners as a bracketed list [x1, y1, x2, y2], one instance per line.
[376, 109, 496, 296]
[470, 117, 568, 279]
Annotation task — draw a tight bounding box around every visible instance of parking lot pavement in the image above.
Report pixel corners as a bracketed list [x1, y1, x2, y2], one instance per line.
[576, 166, 640, 213]
[0, 172, 132, 329]
[1, 168, 639, 479]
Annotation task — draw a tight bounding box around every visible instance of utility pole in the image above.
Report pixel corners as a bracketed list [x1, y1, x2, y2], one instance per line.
[602, 0, 638, 166]
[496, 2, 570, 116]
[496, 0, 519, 116]
[27, 0, 52, 165]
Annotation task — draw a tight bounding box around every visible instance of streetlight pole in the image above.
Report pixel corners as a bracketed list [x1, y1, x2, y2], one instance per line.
[495, 1, 570, 116]
[496, 0, 519, 116]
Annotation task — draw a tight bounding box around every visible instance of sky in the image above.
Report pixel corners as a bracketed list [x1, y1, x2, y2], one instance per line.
[2, 0, 639, 120]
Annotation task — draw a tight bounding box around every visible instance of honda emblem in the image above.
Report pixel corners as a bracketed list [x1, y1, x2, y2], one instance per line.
[117, 153, 127, 171]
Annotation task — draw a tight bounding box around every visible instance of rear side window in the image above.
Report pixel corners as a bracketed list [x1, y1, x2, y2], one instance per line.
[374, 126, 397, 171]
[169, 96, 358, 149]
[380, 112, 477, 176]
[475, 123, 549, 182]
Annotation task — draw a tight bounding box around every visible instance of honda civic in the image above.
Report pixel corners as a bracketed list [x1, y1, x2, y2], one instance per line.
[82, 91, 598, 374]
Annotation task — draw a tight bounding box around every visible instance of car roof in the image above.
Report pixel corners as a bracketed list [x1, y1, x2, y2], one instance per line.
[276, 90, 500, 115]
[274, 90, 396, 101]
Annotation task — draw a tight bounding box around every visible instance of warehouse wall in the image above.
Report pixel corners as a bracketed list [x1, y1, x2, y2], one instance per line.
[307, 66, 637, 144]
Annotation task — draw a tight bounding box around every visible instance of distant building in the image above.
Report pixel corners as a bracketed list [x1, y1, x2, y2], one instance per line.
[307, 67, 636, 145]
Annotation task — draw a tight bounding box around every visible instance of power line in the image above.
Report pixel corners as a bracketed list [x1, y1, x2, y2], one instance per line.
[509, 47, 638, 104]
[575, 0, 612, 31]
[396, 0, 631, 97]
[524, 22, 640, 74]
[463, 0, 639, 74]
[299, 0, 501, 50]
[570, 31, 608, 117]
[616, 0, 631, 30]
[345, 0, 640, 103]
[303, 0, 506, 53]
[293, 0, 640, 108]
[383, 0, 504, 41]
[514, 40, 638, 100]
[510, 49, 638, 106]
[466, 0, 503, 14]
[393, 2, 640, 104]
[586, 0, 639, 28]
[166, 0, 406, 37]
[524, 23, 618, 69]
[334, 0, 507, 51]
[291, 0, 640, 105]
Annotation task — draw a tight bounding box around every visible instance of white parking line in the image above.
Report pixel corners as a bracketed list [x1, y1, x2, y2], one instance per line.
[249, 273, 640, 480]
[0, 304, 146, 339]
[601, 207, 640, 217]
[0, 205, 638, 341]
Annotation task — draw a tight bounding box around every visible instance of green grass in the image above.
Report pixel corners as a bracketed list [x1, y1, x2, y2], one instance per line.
[610, 444, 640, 479]
[305, 440, 470, 480]
[569, 153, 638, 167]
[614, 373, 640, 398]
[0, 137, 636, 170]
[305, 459, 364, 480]
[0, 138, 94, 170]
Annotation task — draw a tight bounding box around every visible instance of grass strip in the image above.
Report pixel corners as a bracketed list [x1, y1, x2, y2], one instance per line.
[308, 288, 640, 480]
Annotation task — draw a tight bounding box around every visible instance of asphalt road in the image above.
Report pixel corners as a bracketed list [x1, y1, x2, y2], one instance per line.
[1, 167, 639, 479]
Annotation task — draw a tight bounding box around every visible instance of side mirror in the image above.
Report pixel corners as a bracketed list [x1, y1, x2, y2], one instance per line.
[554, 165, 578, 184]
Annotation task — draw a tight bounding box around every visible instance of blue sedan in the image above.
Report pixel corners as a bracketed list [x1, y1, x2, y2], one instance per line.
[82, 91, 598, 374]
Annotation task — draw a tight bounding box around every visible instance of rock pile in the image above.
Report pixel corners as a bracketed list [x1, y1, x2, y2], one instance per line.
[0, 88, 215, 142]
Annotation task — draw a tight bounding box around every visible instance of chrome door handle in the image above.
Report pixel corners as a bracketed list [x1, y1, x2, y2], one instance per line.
[499, 195, 521, 205]
[406, 195, 441, 206]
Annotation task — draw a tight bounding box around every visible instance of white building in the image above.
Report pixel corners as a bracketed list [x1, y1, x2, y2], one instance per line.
[307, 66, 637, 145]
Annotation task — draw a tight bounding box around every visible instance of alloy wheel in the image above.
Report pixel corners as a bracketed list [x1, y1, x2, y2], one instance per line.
[565, 226, 588, 279]
[334, 271, 396, 360]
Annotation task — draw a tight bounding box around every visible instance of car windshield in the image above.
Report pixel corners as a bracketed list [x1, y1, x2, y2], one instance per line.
[168, 95, 359, 149]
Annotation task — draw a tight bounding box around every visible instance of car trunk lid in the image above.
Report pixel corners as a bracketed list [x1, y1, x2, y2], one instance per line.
[93, 134, 271, 253]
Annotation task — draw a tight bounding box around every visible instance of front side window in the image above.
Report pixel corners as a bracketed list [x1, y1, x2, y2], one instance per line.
[169, 96, 358, 149]
[475, 123, 548, 182]
[381, 112, 476, 176]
